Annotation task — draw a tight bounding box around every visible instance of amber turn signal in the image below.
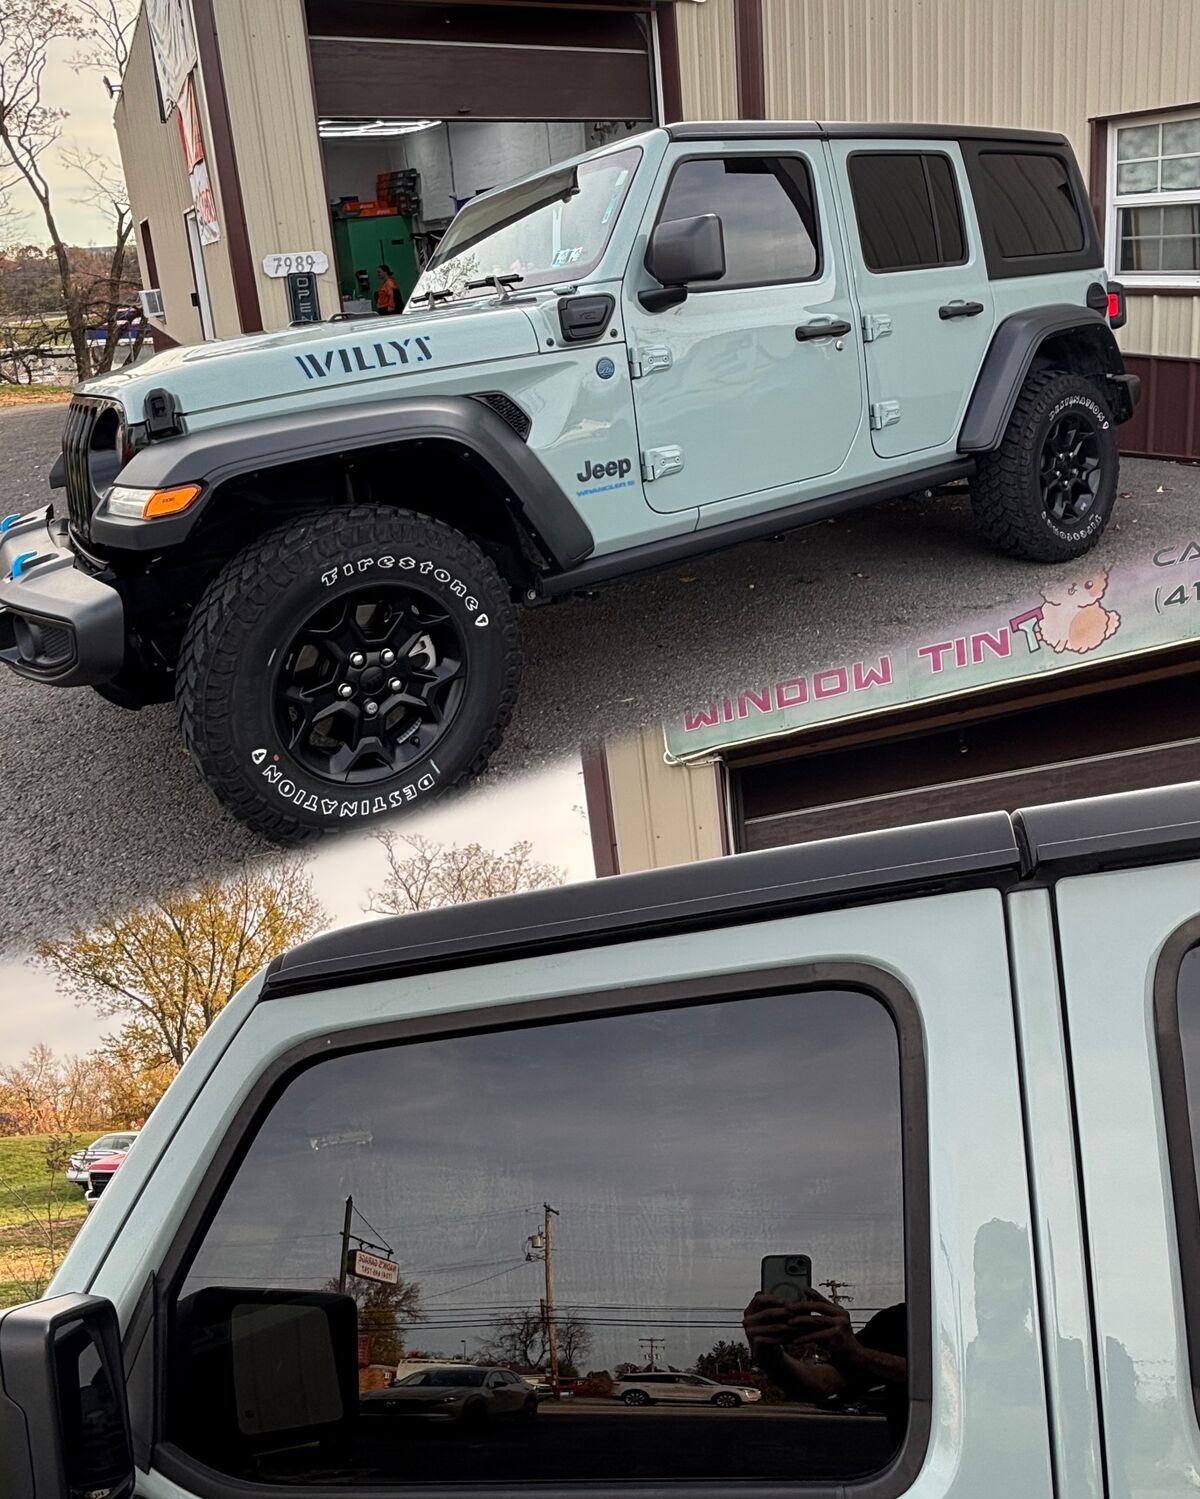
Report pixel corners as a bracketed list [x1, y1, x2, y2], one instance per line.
[142, 483, 202, 518]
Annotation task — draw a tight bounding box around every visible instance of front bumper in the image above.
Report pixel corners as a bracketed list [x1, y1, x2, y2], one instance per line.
[0, 508, 125, 686]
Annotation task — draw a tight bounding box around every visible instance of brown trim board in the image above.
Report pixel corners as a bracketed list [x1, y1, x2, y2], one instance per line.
[1088, 117, 1107, 240]
[734, 0, 766, 119]
[191, 0, 263, 334]
[581, 742, 621, 877]
[655, 2, 683, 122]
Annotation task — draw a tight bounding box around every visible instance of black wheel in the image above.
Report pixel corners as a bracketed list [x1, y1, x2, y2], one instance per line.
[460, 1400, 488, 1433]
[176, 505, 522, 843]
[712, 1391, 740, 1408]
[518, 1397, 537, 1423]
[621, 1389, 650, 1406]
[971, 370, 1118, 562]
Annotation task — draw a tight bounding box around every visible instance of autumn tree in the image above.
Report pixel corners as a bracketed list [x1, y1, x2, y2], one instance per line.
[36, 859, 329, 1071]
[365, 832, 565, 916]
[0, 1044, 105, 1136]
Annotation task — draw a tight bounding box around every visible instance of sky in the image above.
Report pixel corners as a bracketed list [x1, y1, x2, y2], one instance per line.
[0, 757, 595, 1065]
[5, 33, 128, 247]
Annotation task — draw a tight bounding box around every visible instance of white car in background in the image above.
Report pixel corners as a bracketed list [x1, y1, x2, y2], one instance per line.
[612, 1372, 762, 1408]
[65, 1132, 139, 1187]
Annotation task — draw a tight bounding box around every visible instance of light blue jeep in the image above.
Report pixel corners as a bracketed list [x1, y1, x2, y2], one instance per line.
[0, 122, 1139, 840]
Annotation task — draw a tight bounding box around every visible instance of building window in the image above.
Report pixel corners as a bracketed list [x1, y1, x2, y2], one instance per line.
[167, 985, 913, 1488]
[1108, 111, 1200, 286]
[847, 152, 966, 272]
[658, 155, 821, 287]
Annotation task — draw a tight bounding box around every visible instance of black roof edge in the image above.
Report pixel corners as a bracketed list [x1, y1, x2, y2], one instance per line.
[262, 811, 1021, 999]
[1016, 781, 1200, 874]
[664, 121, 1071, 148]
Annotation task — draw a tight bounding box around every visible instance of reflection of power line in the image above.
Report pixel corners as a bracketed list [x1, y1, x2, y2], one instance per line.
[820, 1279, 854, 1306]
[639, 1336, 665, 1370]
[424, 1262, 530, 1298]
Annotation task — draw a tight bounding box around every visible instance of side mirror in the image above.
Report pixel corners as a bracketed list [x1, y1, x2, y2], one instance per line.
[641, 213, 726, 311]
[0, 1293, 135, 1499]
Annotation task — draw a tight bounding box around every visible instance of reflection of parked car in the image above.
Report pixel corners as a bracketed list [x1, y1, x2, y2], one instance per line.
[612, 1372, 762, 1408]
[66, 1132, 138, 1187]
[85, 1153, 127, 1206]
[361, 1365, 537, 1426]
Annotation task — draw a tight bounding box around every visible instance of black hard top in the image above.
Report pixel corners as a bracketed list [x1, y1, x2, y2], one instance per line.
[262, 783, 1200, 999]
[665, 120, 1070, 147]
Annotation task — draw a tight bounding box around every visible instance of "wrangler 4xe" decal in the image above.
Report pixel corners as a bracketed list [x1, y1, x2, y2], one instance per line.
[295, 335, 433, 380]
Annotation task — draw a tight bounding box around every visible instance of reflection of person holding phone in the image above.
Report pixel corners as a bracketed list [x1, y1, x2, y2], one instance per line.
[742, 1289, 908, 1444]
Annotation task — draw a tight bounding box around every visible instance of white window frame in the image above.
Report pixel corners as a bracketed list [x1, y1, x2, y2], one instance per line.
[1106, 108, 1200, 291]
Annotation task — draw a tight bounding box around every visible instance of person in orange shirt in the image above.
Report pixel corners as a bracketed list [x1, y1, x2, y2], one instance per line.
[376, 264, 399, 315]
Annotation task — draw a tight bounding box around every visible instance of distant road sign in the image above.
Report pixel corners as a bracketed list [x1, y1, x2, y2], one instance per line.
[350, 1249, 399, 1286]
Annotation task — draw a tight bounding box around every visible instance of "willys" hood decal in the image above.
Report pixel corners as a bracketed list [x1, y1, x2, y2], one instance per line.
[295, 334, 433, 381]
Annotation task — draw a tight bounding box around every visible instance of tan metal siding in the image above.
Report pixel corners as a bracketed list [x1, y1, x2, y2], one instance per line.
[115, 13, 240, 343]
[604, 727, 724, 873]
[1122, 296, 1200, 359]
[212, 0, 338, 331]
[752, 0, 1200, 358]
[674, 0, 739, 120]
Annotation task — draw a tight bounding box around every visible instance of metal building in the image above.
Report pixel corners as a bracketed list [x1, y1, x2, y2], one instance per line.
[116, 0, 1200, 460]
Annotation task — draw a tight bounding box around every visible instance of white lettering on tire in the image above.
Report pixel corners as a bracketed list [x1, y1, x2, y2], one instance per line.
[317, 555, 490, 627]
[250, 753, 442, 818]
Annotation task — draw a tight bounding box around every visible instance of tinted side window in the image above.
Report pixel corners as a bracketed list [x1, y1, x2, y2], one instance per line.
[848, 152, 966, 272]
[170, 988, 908, 1486]
[974, 152, 1084, 258]
[658, 155, 819, 286]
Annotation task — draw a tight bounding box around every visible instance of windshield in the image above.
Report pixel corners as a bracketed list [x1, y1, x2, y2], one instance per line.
[412, 146, 641, 301]
[397, 1369, 486, 1388]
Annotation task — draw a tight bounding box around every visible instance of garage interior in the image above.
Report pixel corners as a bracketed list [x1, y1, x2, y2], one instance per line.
[305, 0, 658, 309]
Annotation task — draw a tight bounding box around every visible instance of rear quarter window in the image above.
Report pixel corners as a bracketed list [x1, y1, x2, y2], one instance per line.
[964, 143, 1099, 278]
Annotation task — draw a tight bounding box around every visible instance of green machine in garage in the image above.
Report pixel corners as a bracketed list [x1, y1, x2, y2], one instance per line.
[331, 211, 422, 306]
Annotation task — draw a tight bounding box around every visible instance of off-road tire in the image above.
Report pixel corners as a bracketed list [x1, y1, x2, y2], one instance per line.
[971, 370, 1118, 562]
[176, 505, 522, 844]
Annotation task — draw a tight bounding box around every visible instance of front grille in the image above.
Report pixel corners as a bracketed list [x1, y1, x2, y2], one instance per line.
[89, 1171, 113, 1196]
[473, 392, 532, 441]
[61, 396, 124, 538]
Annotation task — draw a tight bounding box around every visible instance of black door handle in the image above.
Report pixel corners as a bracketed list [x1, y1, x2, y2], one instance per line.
[939, 300, 985, 319]
[795, 319, 852, 341]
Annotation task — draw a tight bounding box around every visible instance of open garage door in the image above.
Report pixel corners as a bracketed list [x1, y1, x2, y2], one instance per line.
[306, 1, 658, 123]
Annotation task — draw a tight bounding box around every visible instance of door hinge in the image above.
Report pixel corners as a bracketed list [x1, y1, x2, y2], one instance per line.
[628, 345, 673, 379]
[861, 313, 893, 343]
[641, 445, 684, 482]
[869, 400, 901, 431]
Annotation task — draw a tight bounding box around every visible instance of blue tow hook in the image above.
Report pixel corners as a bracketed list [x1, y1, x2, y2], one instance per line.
[10, 551, 38, 580]
[0, 513, 22, 534]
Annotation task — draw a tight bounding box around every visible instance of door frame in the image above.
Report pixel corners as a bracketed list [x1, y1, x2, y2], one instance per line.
[183, 208, 216, 340]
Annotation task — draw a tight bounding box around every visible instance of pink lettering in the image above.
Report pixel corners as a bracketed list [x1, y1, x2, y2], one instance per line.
[1009, 608, 1043, 653]
[683, 704, 719, 732]
[737, 686, 773, 718]
[775, 677, 808, 709]
[814, 668, 849, 699]
[919, 641, 955, 674]
[853, 656, 893, 691]
[971, 629, 1010, 664]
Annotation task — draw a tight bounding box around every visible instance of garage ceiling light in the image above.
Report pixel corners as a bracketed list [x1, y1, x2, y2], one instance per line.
[319, 118, 441, 138]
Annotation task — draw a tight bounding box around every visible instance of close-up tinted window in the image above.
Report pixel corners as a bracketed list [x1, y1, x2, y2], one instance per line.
[170, 989, 909, 1487]
[974, 151, 1084, 258]
[848, 152, 966, 271]
[657, 155, 820, 286]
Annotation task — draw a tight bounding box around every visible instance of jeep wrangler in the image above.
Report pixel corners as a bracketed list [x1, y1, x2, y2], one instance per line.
[0, 122, 1139, 841]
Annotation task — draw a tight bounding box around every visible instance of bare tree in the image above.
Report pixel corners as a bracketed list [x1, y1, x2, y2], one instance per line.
[0, 1, 91, 376]
[69, 0, 135, 87]
[365, 832, 565, 916]
[60, 142, 144, 370]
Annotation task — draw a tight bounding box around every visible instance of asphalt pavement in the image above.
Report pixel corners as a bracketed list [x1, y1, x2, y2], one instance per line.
[1, 402, 1196, 949]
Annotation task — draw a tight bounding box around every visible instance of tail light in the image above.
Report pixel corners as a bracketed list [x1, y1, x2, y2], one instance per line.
[1106, 280, 1127, 330]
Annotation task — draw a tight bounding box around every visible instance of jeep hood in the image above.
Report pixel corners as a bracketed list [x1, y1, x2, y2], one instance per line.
[81, 301, 543, 423]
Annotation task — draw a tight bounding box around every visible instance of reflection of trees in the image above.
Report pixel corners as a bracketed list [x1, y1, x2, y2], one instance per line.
[694, 1339, 751, 1377]
[414, 251, 481, 300]
[481, 1306, 591, 1375]
[325, 1272, 423, 1367]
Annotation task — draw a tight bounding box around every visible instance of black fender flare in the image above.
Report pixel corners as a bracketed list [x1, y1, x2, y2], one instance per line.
[90, 394, 595, 570]
[958, 305, 1131, 454]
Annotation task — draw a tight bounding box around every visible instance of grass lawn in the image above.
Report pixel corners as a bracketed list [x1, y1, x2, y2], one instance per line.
[0, 386, 72, 406]
[0, 1131, 108, 1306]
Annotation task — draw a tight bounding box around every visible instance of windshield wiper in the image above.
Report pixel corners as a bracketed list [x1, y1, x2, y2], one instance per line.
[462, 272, 524, 302]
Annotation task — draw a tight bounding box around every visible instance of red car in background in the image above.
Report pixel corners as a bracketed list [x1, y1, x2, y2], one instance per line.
[85, 1153, 127, 1207]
